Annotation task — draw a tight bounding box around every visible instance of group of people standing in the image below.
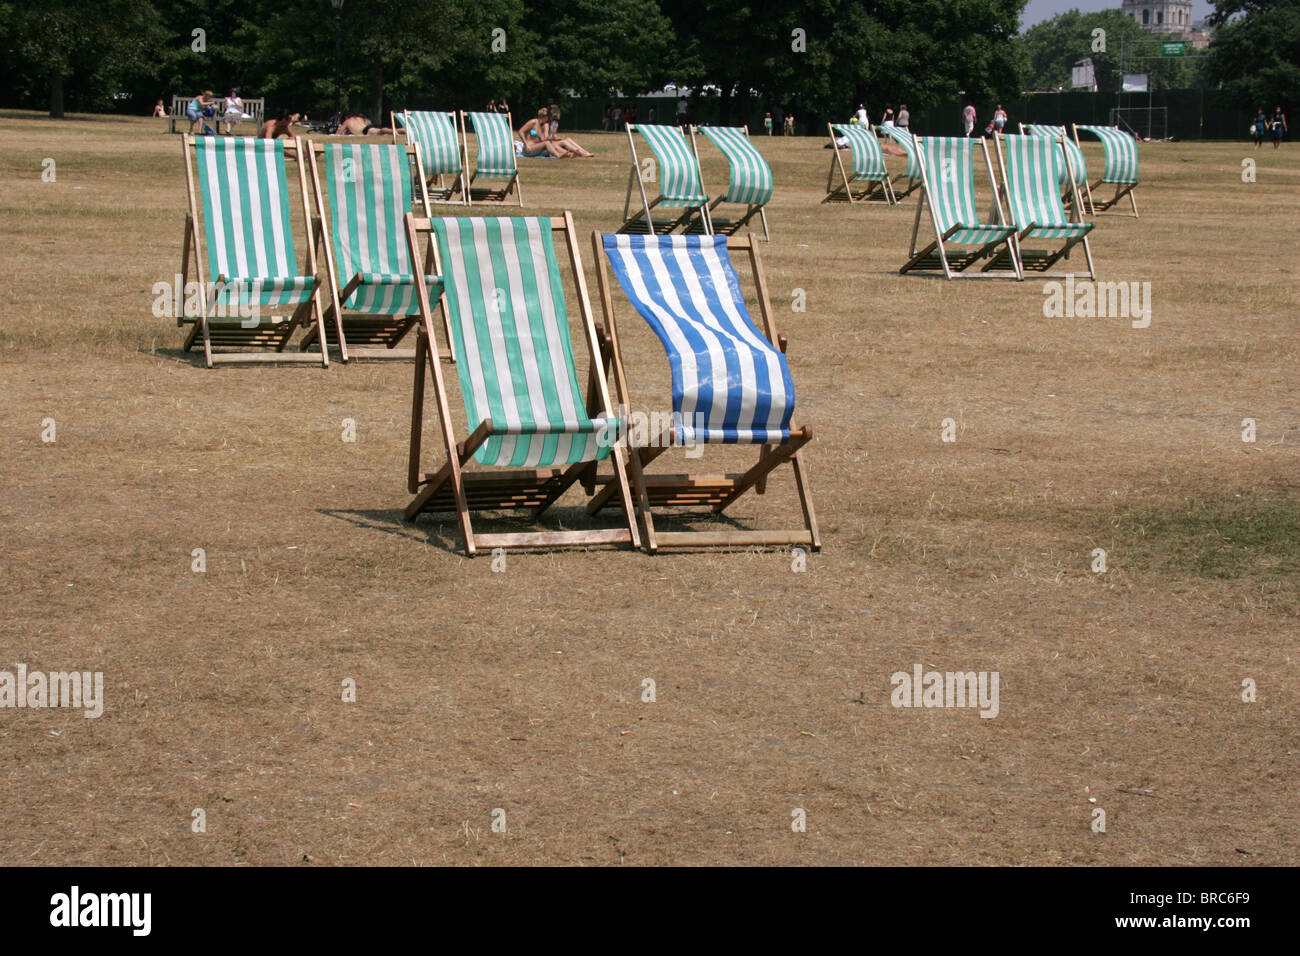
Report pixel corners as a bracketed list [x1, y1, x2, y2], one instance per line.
[601, 104, 643, 132]
[1252, 106, 1288, 148]
[962, 103, 1008, 137]
[849, 103, 911, 132]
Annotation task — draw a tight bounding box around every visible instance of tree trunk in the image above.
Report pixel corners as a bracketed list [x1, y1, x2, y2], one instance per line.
[49, 71, 64, 119]
[372, 62, 384, 124]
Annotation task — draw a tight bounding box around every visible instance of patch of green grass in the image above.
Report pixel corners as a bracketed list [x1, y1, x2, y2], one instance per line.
[1095, 493, 1300, 580]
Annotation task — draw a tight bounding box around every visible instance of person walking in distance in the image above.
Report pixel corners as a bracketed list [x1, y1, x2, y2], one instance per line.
[962, 103, 976, 137]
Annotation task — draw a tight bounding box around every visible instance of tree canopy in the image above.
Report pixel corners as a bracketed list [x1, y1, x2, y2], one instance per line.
[1202, 0, 1300, 109]
[0, 0, 1284, 124]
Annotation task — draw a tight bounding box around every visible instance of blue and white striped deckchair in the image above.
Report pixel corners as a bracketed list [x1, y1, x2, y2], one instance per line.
[595, 232, 819, 552]
[305, 142, 446, 361]
[619, 124, 712, 235]
[995, 133, 1095, 277]
[401, 212, 640, 554]
[392, 109, 468, 204]
[1073, 124, 1140, 217]
[697, 126, 773, 239]
[881, 125, 923, 200]
[464, 111, 522, 205]
[901, 135, 1021, 279]
[179, 135, 327, 367]
[825, 123, 895, 203]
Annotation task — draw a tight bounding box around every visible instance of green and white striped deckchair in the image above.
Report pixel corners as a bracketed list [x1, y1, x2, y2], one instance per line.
[305, 142, 447, 362]
[179, 135, 327, 367]
[824, 123, 895, 203]
[995, 133, 1095, 277]
[392, 109, 468, 205]
[464, 111, 522, 205]
[881, 125, 923, 200]
[697, 126, 773, 239]
[401, 212, 640, 554]
[901, 135, 1021, 279]
[1021, 124, 1088, 189]
[619, 124, 712, 235]
[1073, 124, 1140, 217]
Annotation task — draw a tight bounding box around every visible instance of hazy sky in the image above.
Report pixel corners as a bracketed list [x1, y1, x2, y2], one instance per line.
[1021, 0, 1214, 29]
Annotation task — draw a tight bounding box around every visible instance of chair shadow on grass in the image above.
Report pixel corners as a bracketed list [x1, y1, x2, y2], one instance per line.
[143, 346, 327, 368]
[316, 504, 765, 555]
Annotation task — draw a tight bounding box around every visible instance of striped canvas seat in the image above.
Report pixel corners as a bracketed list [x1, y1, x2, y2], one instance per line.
[698, 127, 773, 207]
[430, 217, 617, 467]
[601, 234, 795, 446]
[323, 143, 441, 316]
[1023, 124, 1087, 185]
[396, 111, 462, 175]
[466, 112, 516, 179]
[696, 126, 773, 239]
[999, 135, 1093, 240]
[881, 126, 920, 179]
[633, 125, 708, 206]
[193, 136, 317, 315]
[1077, 125, 1138, 184]
[833, 124, 888, 181]
[919, 136, 1013, 245]
[593, 231, 819, 551]
[825, 124, 894, 203]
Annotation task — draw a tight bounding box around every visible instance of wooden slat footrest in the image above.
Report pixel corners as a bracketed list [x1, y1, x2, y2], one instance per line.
[651, 530, 816, 549]
[209, 352, 322, 364]
[471, 529, 633, 550]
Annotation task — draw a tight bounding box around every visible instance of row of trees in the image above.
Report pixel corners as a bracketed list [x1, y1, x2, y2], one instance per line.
[0, 1, 1293, 124]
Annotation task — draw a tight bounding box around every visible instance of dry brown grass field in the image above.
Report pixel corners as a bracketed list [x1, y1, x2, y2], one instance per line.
[0, 110, 1296, 866]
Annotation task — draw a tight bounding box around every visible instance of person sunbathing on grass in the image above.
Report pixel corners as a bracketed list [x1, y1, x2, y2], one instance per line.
[337, 114, 392, 136]
[257, 110, 302, 139]
[519, 109, 570, 157]
[545, 106, 593, 157]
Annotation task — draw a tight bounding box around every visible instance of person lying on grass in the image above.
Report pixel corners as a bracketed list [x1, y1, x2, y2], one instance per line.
[257, 110, 302, 139]
[337, 114, 392, 136]
[545, 106, 593, 157]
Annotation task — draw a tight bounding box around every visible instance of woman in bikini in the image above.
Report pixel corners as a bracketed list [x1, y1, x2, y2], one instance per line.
[519, 109, 569, 157]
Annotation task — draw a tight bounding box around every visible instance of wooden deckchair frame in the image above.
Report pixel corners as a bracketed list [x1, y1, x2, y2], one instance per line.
[694, 125, 771, 241]
[179, 134, 328, 367]
[302, 140, 453, 362]
[993, 133, 1096, 278]
[900, 135, 1021, 280]
[391, 110, 470, 205]
[1072, 124, 1139, 218]
[590, 232, 820, 553]
[619, 125, 713, 235]
[401, 211, 641, 555]
[824, 123, 896, 204]
[462, 110, 523, 206]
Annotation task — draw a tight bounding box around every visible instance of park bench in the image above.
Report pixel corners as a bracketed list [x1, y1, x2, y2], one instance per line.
[167, 95, 265, 134]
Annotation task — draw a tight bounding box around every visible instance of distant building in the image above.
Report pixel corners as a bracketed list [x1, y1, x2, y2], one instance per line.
[1120, 1, 1213, 49]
